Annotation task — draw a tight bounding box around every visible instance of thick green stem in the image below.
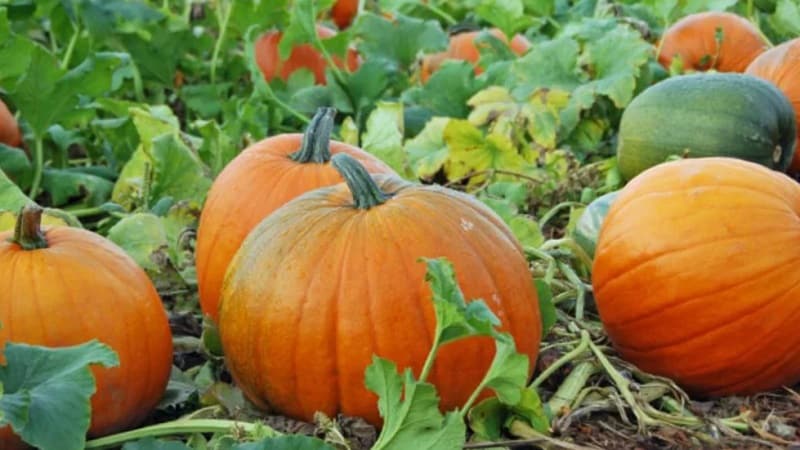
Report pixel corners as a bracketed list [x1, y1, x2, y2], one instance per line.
[9, 204, 48, 250]
[289, 107, 337, 163]
[60, 24, 80, 70]
[28, 136, 44, 199]
[546, 361, 598, 416]
[331, 153, 388, 209]
[418, 332, 441, 383]
[531, 330, 591, 388]
[84, 419, 278, 449]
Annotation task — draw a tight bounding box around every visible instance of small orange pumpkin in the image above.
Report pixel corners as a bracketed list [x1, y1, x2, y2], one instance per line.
[0, 99, 22, 148]
[196, 108, 395, 322]
[254, 24, 360, 85]
[332, 0, 358, 29]
[746, 38, 800, 173]
[0, 205, 173, 446]
[218, 153, 542, 426]
[592, 157, 800, 397]
[658, 12, 768, 73]
[421, 29, 531, 83]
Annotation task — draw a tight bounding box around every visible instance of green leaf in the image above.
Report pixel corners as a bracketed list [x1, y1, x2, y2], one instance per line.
[406, 117, 450, 180]
[507, 37, 584, 96]
[768, 0, 800, 36]
[404, 61, 484, 118]
[278, 0, 335, 60]
[354, 13, 448, 70]
[11, 52, 129, 136]
[366, 357, 467, 450]
[122, 438, 191, 450]
[0, 144, 32, 188]
[423, 257, 499, 344]
[0, 340, 119, 450]
[467, 397, 506, 441]
[194, 119, 238, 177]
[577, 25, 653, 108]
[361, 102, 411, 178]
[511, 386, 550, 434]
[41, 168, 114, 207]
[475, 0, 535, 37]
[480, 335, 529, 405]
[0, 168, 31, 211]
[443, 120, 528, 184]
[233, 435, 335, 450]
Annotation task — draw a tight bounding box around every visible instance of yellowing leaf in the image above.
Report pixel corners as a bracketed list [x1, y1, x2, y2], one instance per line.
[405, 117, 451, 180]
[443, 120, 527, 185]
[362, 102, 413, 178]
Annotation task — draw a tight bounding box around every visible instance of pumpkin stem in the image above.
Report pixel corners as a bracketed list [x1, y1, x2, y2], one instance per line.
[331, 153, 388, 210]
[289, 107, 337, 163]
[10, 204, 48, 250]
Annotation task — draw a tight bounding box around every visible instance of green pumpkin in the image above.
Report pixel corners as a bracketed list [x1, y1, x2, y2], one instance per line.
[616, 73, 797, 180]
[573, 191, 619, 260]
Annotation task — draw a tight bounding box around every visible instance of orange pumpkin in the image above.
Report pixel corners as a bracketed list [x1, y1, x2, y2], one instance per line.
[254, 24, 360, 85]
[332, 0, 358, 29]
[746, 38, 800, 173]
[196, 108, 394, 322]
[0, 99, 22, 148]
[592, 157, 800, 397]
[658, 12, 768, 73]
[421, 29, 531, 83]
[0, 205, 173, 446]
[218, 153, 542, 426]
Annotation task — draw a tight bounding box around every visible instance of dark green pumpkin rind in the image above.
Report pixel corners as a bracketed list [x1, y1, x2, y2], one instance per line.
[573, 191, 619, 260]
[617, 73, 798, 180]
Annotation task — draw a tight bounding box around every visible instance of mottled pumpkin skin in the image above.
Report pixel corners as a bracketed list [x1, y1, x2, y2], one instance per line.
[746, 38, 800, 173]
[219, 176, 542, 426]
[421, 29, 531, 83]
[0, 227, 173, 444]
[332, 0, 358, 29]
[659, 12, 767, 73]
[592, 157, 800, 397]
[0, 99, 22, 148]
[195, 135, 394, 322]
[254, 25, 360, 85]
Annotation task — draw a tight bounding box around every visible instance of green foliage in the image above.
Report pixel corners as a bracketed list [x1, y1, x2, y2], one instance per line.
[0, 341, 119, 450]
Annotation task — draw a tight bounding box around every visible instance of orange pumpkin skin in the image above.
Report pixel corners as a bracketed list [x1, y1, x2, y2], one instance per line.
[332, 0, 358, 29]
[421, 29, 531, 83]
[592, 157, 800, 397]
[254, 25, 360, 85]
[195, 111, 395, 323]
[0, 207, 173, 444]
[218, 155, 542, 426]
[658, 12, 767, 73]
[746, 38, 800, 173]
[0, 99, 22, 148]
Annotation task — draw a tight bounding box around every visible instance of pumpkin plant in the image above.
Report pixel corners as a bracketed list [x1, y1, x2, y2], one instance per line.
[658, 12, 768, 73]
[616, 73, 797, 180]
[195, 108, 395, 322]
[254, 24, 360, 85]
[592, 157, 800, 397]
[0, 205, 173, 446]
[0, 99, 22, 148]
[420, 28, 530, 83]
[218, 153, 542, 426]
[746, 38, 800, 174]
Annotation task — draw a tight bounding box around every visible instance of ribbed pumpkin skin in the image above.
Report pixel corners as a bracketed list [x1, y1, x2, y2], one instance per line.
[421, 29, 530, 83]
[746, 38, 800, 173]
[195, 135, 394, 322]
[0, 99, 22, 147]
[219, 176, 542, 426]
[0, 227, 173, 442]
[593, 157, 800, 397]
[332, 0, 358, 29]
[658, 12, 767, 73]
[617, 73, 797, 180]
[254, 25, 360, 85]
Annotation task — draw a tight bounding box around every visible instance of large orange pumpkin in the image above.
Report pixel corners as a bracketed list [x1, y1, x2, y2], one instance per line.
[658, 12, 768, 73]
[421, 29, 531, 83]
[0, 205, 173, 447]
[592, 157, 800, 397]
[218, 153, 542, 426]
[332, 0, 358, 29]
[746, 38, 800, 173]
[0, 99, 22, 148]
[254, 24, 360, 85]
[196, 108, 394, 322]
